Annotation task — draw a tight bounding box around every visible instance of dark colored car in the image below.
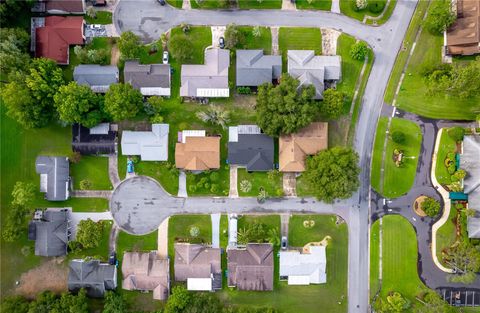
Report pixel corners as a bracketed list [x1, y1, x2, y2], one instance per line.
[109, 251, 117, 265]
[219, 37, 225, 49]
[158, 0, 166, 5]
[281, 236, 287, 250]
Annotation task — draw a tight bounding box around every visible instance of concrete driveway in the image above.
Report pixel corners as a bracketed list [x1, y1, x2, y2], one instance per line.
[211, 213, 221, 248]
[178, 171, 187, 197]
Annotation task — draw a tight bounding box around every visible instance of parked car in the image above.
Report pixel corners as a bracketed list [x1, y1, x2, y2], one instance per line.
[281, 236, 287, 250]
[219, 37, 225, 49]
[109, 251, 117, 265]
[158, 0, 166, 5]
[127, 159, 134, 174]
[163, 51, 169, 64]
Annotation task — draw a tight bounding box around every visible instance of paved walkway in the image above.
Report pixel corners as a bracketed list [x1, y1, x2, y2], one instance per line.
[271, 27, 279, 55]
[71, 190, 112, 199]
[229, 166, 238, 198]
[108, 154, 121, 187]
[178, 171, 187, 197]
[211, 213, 221, 248]
[281, 0, 296, 11]
[331, 0, 340, 13]
[182, 0, 191, 10]
[157, 217, 169, 258]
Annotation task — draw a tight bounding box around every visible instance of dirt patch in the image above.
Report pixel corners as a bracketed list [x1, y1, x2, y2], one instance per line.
[413, 196, 427, 217]
[15, 258, 68, 299]
[110, 44, 120, 66]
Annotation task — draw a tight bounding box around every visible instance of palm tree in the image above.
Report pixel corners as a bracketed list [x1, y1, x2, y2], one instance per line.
[267, 227, 280, 247]
[196, 105, 231, 129]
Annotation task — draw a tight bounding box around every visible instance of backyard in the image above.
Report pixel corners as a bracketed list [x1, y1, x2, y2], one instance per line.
[371, 117, 422, 198]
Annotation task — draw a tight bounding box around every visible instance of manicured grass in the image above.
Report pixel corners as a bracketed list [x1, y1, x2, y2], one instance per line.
[191, 0, 228, 9]
[371, 118, 422, 198]
[42, 197, 109, 212]
[365, 0, 397, 25]
[238, 0, 282, 9]
[395, 17, 480, 120]
[339, 0, 387, 21]
[237, 26, 272, 54]
[435, 129, 457, 186]
[138, 161, 179, 196]
[84, 11, 112, 25]
[237, 169, 283, 197]
[296, 173, 315, 197]
[369, 219, 380, 300]
[384, 0, 429, 104]
[436, 203, 457, 268]
[219, 214, 348, 313]
[370, 117, 388, 194]
[237, 214, 280, 231]
[295, 0, 331, 10]
[71, 156, 113, 190]
[167, 0, 183, 8]
[279, 27, 322, 69]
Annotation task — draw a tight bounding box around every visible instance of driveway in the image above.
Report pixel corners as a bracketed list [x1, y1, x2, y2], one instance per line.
[211, 213, 221, 248]
[178, 170, 187, 197]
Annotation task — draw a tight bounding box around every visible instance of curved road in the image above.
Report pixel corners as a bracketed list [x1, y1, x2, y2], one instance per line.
[113, 1, 419, 312]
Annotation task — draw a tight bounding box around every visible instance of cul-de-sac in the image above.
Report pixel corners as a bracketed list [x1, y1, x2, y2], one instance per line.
[1, 0, 479, 312]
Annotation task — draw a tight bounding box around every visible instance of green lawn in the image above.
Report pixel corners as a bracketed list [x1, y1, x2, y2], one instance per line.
[339, 0, 387, 21]
[279, 27, 322, 70]
[237, 26, 272, 54]
[295, 0, 331, 10]
[369, 219, 380, 300]
[237, 169, 282, 197]
[70, 156, 112, 190]
[135, 161, 179, 196]
[84, 11, 112, 25]
[166, 0, 183, 7]
[168, 215, 213, 251]
[371, 118, 422, 198]
[395, 15, 480, 120]
[366, 0, 397, 25]
[238, 0, 282, 9]
[435, 129, 457, 186]
[436, 203, 457, 268]
[370, 117, 388, 194]
[69, 221, 112, 261]
[220, 214, 347, 312]
[191, 0, 229, 9]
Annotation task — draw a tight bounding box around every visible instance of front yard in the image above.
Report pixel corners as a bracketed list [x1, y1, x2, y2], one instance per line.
[238, 0, 282, 9]
[237, 169, 283, 197]
[295, 0, 332, 10]
[71, 156, 112, 190]
[84, 11, 112, 25]
[339, 0, 394, 22]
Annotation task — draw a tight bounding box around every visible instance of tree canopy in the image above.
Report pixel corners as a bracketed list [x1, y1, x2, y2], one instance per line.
[350, 41, 368, 61]
[224, 24, 245, 49]
[321, 88, 345, 119]
[54, 82, 104, 127]
[76, 219, 104, 249]
[446, 242, 480, 284]
[256, 74, 318, 136]
[104, 83, 142, 121]
[424, 0, 456, 35]
[11, 181, 35, 208]
[103, 292, 127, 313]
[303, 147, 360, 203]
[168, 34, 194, 63]
[118, 31, 142, 60]
[0, 28, 31, 79]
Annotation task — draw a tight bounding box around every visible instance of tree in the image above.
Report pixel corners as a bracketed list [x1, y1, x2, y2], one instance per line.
[0, 296, 29, 313]
[386, 292, 410, 312]
[118, 31, 142, 60]
[224, 24, 245, 49]
[445, 242, 480, 284]
[413, 291, 455, 313]
[303, 147, 360, 203]
[86, 6, 96, 18]
[0, 0, 34, 27]
[165, 286, 191, 313]
[2, 205, 27, 242]
[391, 130, 406, 144]
[267, 227, 280, 247]
[240, 180, 252, 193]
[424, 0, 456, 35]
[252, 26, 261, 38]
[76, 219, 103, 249]
[54, 82, 104, 127]
[79, 179, 92, 190]
[0, 28, 31, 79]
[103, 292, 127, 313]
[321, 89, 345, 119]
[256, 73, 318, 136]
[11, 181, 35, 208]
[51, 289, 88, 313]
[421, 197, 440, 217]
[350, 41, 368, 61]
[144, 96, 164, 116]
[168, 34, 194, 63]
[196, 105, 231, 129]
[104, 83, 142, 121]
[447, 126, 465, 142]
[28, 291, 57, 313]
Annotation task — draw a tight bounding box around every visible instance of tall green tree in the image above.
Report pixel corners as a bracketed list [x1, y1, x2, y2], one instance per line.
[54, 82, 104, 127]
[303, 147, 360, 203]
[104, 83, 142, 121]
[0, 28, 31, 79]
[349, 41, 368, 61]
[103, 292, 127, 313]
[0, 296, 29, 313]
[224, 24, 245, 49]
[118, 31, 142, 60]
[11, 181, 35, 208]
[76, 219, 103, 249]
[168, 34, 194, 63]
[321, 89, 345, 119]
[165, 286, 191, 313]
[51, 289, 88, 313]
[424, 0, 456, 35]
[256, 74, 318, 136]
[413, 291, 455, 313]
[1, 79, 42, 128]
[445, 242, 480, 284]
[28, 291, 57, 313]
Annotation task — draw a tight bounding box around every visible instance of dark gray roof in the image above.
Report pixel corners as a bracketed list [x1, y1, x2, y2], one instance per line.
[72, 123, 116, 155]
[73, 65, 119, 93]
[124, 60, 171, 89]
[68, 259, 117, 298]
[29, 208, 70, 257]
[35, 156, 70, 201]
[228, 134, 274, 171]
[236, 50, 282, 87]
[468, 217, 480, 238]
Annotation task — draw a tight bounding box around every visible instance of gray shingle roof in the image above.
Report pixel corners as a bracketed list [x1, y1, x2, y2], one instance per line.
[29, 208, 70, 257]
[228, 129, 274, 171]
[124, 60, 171, 95]
[468, 217, 480, 238]
[236, 50, 282, 87]
[73, 65, 119, 93]
[35, 156, 70, 201]
[68, 259, 117, 298]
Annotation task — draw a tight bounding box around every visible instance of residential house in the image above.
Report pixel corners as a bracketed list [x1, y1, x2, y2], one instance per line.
[228, 125, 274, 171]
[445, 0, 480, 55]
[180, 49, 230, 98]
[124, 60, 171, 97]
[468, 217, 480, 238]
[122, 252, 170, 300]
[34, 16, 85, 64]
[227, 243, 274, 291]
[279, 122, 328, 172]
[72, 123, 117, 155]
[287, 50, 341, 99]
[73, 65, 119, 93]
[28, 208, 70, 257]
[32, 0, 86, 14]
[236, 50, 282, 87]
[279, 245, 326, 285]
[68, 259, 117, 297]
[121, 124, 169, 161]
[35, 156, 70, 201]
[175, 130, 220, 171]
[174, 243, 222, 291]
[460, 134, 480, 238]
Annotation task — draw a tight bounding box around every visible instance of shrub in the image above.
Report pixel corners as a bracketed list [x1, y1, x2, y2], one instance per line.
[447, 164, 456, 175]
[454, 169, 466, 180]
[131, 156, 140, 164]
[240, 180, 252, 193]
[447, 127, 465, 142]
[204, 182, 210, 189]
[447, 152, 456, 160]
[209, 172, 219, 182]
[189, 226, 200, 237]
[447, 181, 462, 192]
[276, 188, 284, 197]
[237, 86, 252, 94]
[450, 175, 459, 183]
[267, 169, 280, 181]
[355, 0, 368, 10]
[368, 0, 385, 13]
[210, 184, 219, 193]
[422, 197, 441, 217]
[79, 179, 92, 190]
[391, 130, 406, 144]
[68, 240, 82, 253]
[69, 151, 82, 164]
[350, 41, 369, 61]
[188, 185, 197, 193]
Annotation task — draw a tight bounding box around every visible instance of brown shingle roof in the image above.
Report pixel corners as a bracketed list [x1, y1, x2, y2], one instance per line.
[446, 0, 480, 55]
[175, 136, 220, 171]
[174, 243, 221, 281]
[227, 243, 274, 291]
[279, 122, 328, 172]
[121, 252, 169, 300]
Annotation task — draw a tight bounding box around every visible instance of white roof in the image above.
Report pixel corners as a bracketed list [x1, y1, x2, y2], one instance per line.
[121, 124, 169, 161]
[279, 246, 326, 285]
[89, 123, 110, 135]
[196, 88, 230, 98]
[229, 125, 262, 142]
[181, 130, 206, 143]
[187, 277, 212, 291]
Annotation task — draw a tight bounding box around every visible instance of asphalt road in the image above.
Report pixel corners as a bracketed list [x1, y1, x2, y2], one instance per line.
[113, 2, 419, 312]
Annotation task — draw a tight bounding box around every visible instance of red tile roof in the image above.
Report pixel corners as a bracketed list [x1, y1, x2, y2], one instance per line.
[35, 16, 84, 64]
[46, 0, 85, 13]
